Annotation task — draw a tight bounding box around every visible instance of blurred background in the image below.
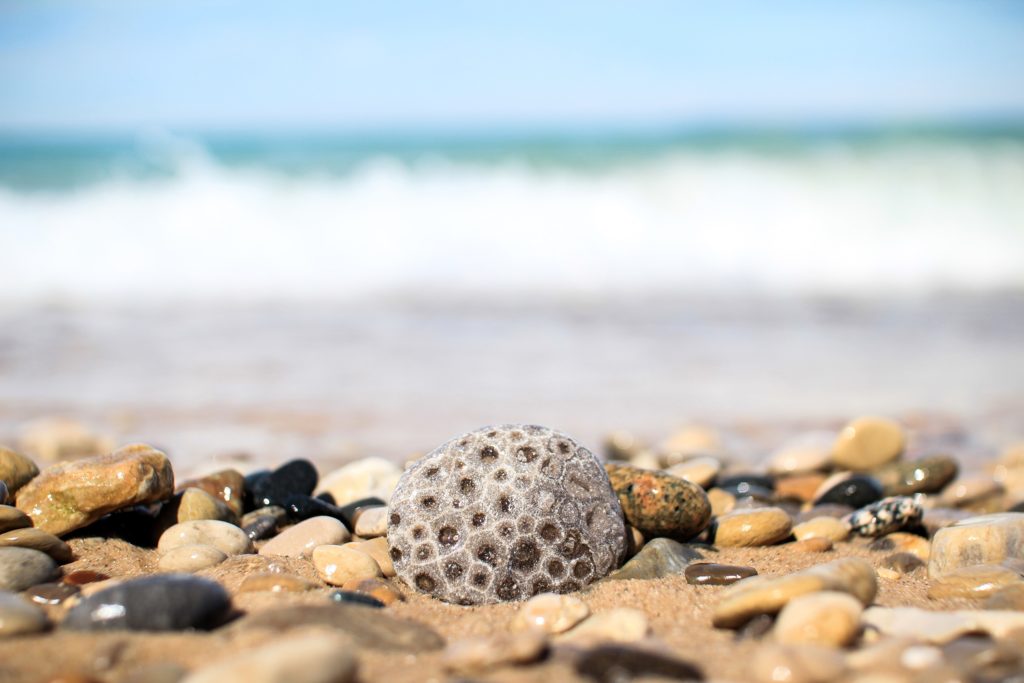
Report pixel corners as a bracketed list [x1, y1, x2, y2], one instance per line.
[2, 1, 1023, 472]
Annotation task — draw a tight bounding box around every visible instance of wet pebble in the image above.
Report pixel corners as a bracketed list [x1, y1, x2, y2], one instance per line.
[0, 590, 49, 636]
[928, 512, 1024, 578]
[157, 544, 228, 573]
[872, 455, 958, 496]
[604, 538, 703, 581]
[832, 416, 905, 471]
[180, 633, 356, 683]
[24, 582, 79, 605]
[0, 506, 32, 535]
[712, 507, 792, 547]
[352, 505, 388, 537]
[339, 577, 403, 605]
[512, 592, 590, 633]
[174, 488, 236, 524]
[813, 473, 884, 509]
[312, 544, 381, 586]
[176, 468, 245, 517]
[316, 457, 403, 506]
[684, 562, 757, 586]
[328, 590, 385, 608]
[0, 547, 58, 591]
[237, 572, 318, 593]
[242, 515, 278, 541]
[0, 447, 40, 496]
[575, 644, 702, 683]
[250, 459, 318, 508]
[845, 496, 923, 537]
[606, 463, 711, 541]
[63, 574, 231, 631]
[792, 516, 851, 542]
[283, 495, 364, 526]
[0, 528, 73, 563]
[773, 591, 863, 647]
[158, 519, 252, 557]
[442, 631, 547, 674]
[558, 608, 650, 645]
[259, 515, 349, 558]
[62, 570, 109, 586]
[927, 563, 1024, 600]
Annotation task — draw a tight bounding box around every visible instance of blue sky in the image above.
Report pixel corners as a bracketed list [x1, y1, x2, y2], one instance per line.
[2, 1, 1023, 131]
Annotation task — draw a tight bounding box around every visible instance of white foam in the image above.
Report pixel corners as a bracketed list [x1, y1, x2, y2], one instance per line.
[3, 139, 1024, 302]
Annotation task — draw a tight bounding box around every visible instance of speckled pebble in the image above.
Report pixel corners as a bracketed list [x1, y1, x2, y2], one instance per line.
[158, 520, 253, 557]
[713, 507, 792, 547]
[157, 544, 228, 573]
[512, 593, 590, 634]
[845, 496, 923, 537]
[259, 516, 350, 558]
[605, 463, 711, 541]
[0, 590, 49, 636]
[312, 544, 382, 586]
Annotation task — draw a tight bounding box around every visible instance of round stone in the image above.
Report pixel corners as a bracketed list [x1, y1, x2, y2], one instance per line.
[0, 591, 49, 636]
[353, 506, 388, 537]
[773, 591, 863, 647]
[0, 447, 40, 496]
[258, 516, 350, 558]
[512, 592, 590, 634]
[665, 456, 721, 489]
[312, 544, 382, 586]
[684, 562, 757, 586]
[346, 537, 395, 577]
[832, 416, 905, 471]
[928, 513, 1024, 578]
[0, 506, 31, 535]
[605, 463, 711, 540]
[812, 473, 884, 509]
[63, 574, 231, 631]
[157, 544, 228, 573]
[713, 507, 792, 547]
[0, 547, 58, 591]
[793, 517, 851, 543]
[387, 425, 627, 605]
[0, 527, 73, 563]
[158, 520, 253, 557]
[872, 455, 958, 497]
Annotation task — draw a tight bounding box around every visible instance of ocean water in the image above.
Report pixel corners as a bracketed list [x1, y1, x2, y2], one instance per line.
[1, 126, 1023, 469]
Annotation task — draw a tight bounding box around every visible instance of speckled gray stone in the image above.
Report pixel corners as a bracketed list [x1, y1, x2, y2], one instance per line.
[387, 424, 627, 605]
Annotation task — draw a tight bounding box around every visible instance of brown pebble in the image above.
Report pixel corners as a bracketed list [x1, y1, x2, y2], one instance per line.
[792, 537, 833, 553]
[24, 582, 80, 605]
[237, 572, 318, 594]
[0, 528, 74, 563]
[340, 577, 404, 605]
[62, 570, 109, 586]
[684, 562, 757, 586]
[775, 473, 828, 503]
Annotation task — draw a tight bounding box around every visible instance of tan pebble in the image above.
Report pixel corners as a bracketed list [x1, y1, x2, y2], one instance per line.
[868, 532, 930, 561]
[628, 450, 662, 470]
[175, 468, 245, 516]
[157, 519, 252, 556]
[348, 537, 394, 577]
[768, 432, 834, 476]
[176, 488, 236, 523]
[792, 537, 833, 553]
[157, 544, 227, 573]
[557, 608, 649, 645]
[793, 516, 851, 542]
[312, 544, 382, 586]
[832, 416, 905, 471]
[315, 457, 402, 507]
[773, 591, 863, 647]
[237, 572, 318, 593]
[0, 447, 40, 495]
[259, 516, 350, 558]
[928, 513, 1024, 578]
[665, 456, 721, 489]
[877, 567, 900, 581]
[752, 643, 846, 683]
[340, 577, 403, 605]
[0, 527, 73, 563]
[353, 506, 388, 537]
[180, 632, 356, 683]
[707, 488, 736, 517]
[776, 473, 829, 503]
[927, 563, 1024, 600]
[0, 506, 32, 535]
[661, 425, 723, 464]
[512, 593, 590, 634]
[879, 552, 926, 576]
[861, 605, 1024, 643]
[714, 507, 792, 547]
[442, 631, 547, 674]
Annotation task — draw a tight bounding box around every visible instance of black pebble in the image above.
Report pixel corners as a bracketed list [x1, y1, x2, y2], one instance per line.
[328, 590, 385, 608]
[251, 459, 319, 508]
[243, 470, 271, 512]
[814, 475, 883, 509]
[62, 574, 231, 632]
[242, 515, 278, 541]
[285, 494, 386, 528]
[576, 645, 703, 682]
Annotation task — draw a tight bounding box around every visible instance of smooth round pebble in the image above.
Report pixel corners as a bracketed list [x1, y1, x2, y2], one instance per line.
[773, 591, 863, 647]
[775, 473, 828, 503]
[665, 456, 721, 489]
[512, 592, 590, 634]
[873, 455, 958, 497]
[0, 547, 58, 591]
[793, 517, 851, 543]
[832, 416, 906, 471]
[0, 506, 32, 535]
[792, 537, 833, 553]
[158, 520, 253, 557]
[157, 544, 228, 573]
[0, 590, 49, 636]
[707, 488, 736, 516]
[713, 507, 792, 547]
[557, 608, 650, 645]
[684, 562, 757, 586]
[346, 537, 394, 577]
[353, 506, 388, 537]
[813, 473, 884, 509]
[0, 528, 73, 563]
[176, 469, 245, 516]
[259, 516, 350, 558]
[928, 513, 1024, 578]
[605, 463, 711, 540]
[176, 488, 236, 523]
[0, 447, 40, 496]
[312, 544, 382, 586]
[180, 633, 356, 683]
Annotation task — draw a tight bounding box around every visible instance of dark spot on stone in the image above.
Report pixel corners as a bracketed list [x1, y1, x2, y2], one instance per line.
[517, 516, 532, 533]
[547, 559, 565, 577]
[477, 545, 497, 566]
[494, 469, 508, 481]
[390, 512, 401, 525]
[424, 466, 440, 479]
[585, 509, 595, 526]
[438, 526, 459, 547]
[496, 577, 520, 601]
[460, 478, 476, 495]
[517, 446, 537, 463]
[532, 578, 551, 594]
[500, 523, 514, 537]
[540, 523, 560, 541]
[416, 545, 434, 560]
[498, 495, 513, 513]
[559, 529, 586, 558]
[480, 446, 498, 461]
[412, 526, 425, 540]
[511, 430, 525, 441]
[445, 561, 464, 579]
[561, 581, 581, 593]
[420, 496, 437, 510]
[572, 559, 593, 579]
[472, 512, 486, 527]
[487, 430, 498, 438]
[510, 540, 540, 571]
[390, 547, 403, 561]
[472, 571, 489, 587]
[415, 573, 436, 591]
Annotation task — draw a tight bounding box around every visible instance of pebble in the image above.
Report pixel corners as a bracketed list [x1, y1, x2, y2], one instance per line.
[880, 552, 926, 576]
[312, 544, 382, 585]
[939, 476, 1006, 513]
[868, 532, 930, 561]
[767, 431, 834, 475]
[773, 591, 863, 647]
[340, 577, 403, 605]
[259, 516, 350, 558]
[157, 544, 228, 573]
[15, 444, 174, 536]
[832, 416, 906, 471]
[347, 537, 394, 577]
[0, 506, 32, 534]
[0, 590, 49, 636]
[712, 557, 877, 628]
[388, 425, 627, 605]
[603, 538, 703, 581]
[176, 469, 246, 517]
[775, 473, 828, 503]
[175, 488, 236, 523]
[928, 512, 1024, 578]
[231, 604, 445, 652]
[512, 592, 590, 633]
[685, 562, 757, 586]
[180, 633, 356, 683]
[24, 582, 79, 605]
[751, 644, 847, 683]
[442, 631, 547, 674]
[241, 505, 287, 528]
[575, 644, 702, 683]
[316, 457, 403, 506]
[983, 583, 1024, 610]
[665, 456, 721, 489]
[861, 606, 1024, 643]
[660, 425, 724, 464]
[237, 572, 318, 593]
[353, 505, 388, 537]
[558, 608, 650, 645]
[792, 537, 833, 553]
[328, 590, 385, 608]
[63, 574, 231, 631]
[845, 496, 923, 537]
[0, 447, 40, 496]
[706, 488, 736, 516]
[605, 463, 711, 541]
[927, 563, 1024, 600]
[792, 516, 851, 542]
[0, 547, 58, 591]
[284, 494, 373, 526]
[872, 455, 958, 496]
[62, 570, 109, 586]
[242, 515, 278, 541]
[158, 520, 253, 556]
[713, 507, 792, 547]
[250, 459, 318, 508]
[813, 473, 884, 509]
[0, 527, 73, 563]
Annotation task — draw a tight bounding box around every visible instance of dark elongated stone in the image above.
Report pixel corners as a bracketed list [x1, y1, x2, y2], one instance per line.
[814, 475, 883, 509]
[62, 574, 231, 631]
[251, 460, 319, 508]
[872, 455, 959, 496]
[684, 562, 757, 586]
[575, 645, 703, 683]
[242, 515, 278, 541]
[605, 464, 711, 541]
[328, 590, 384, 608]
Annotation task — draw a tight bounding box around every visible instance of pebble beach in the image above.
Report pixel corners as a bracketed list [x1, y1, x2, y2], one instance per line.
[0, 415, 1023, 683]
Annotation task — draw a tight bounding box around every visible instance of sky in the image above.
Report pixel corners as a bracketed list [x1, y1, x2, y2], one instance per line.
[1, 1, 1023, 132]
